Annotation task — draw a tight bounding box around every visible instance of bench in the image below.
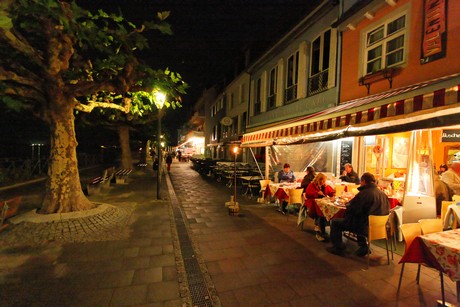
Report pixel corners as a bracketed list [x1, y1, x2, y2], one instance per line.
[0, 196, 22, 231]
[115, 168, 132, 184]
[87, 167, 115, 195]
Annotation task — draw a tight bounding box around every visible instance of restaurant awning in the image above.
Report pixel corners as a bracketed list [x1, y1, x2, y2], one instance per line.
[241, 73, 460, 147]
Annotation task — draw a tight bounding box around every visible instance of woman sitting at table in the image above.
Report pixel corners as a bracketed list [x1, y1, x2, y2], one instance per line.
[278, 163, 296, 214]
[301, 166, 316, 192]
[304, 173, 335, 241]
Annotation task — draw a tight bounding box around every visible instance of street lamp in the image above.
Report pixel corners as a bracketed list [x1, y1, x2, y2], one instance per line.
[233, 146, 239, 204]
[154, 90, 166, 200]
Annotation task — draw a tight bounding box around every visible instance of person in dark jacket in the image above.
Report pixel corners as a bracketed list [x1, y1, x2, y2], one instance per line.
[300, 166, 316, 191]
[165, 154, 173, 172]
[327, 172, 390, 256]
[339, 163, 360, 184]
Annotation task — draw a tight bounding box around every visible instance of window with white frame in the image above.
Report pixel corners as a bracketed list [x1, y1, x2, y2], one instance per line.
[253, 78, 261, 115]
[267, 66, 277, 110]
[308, 29, 331, 96]
[285, 51, 299, 103]
[365, 14, 406, 75]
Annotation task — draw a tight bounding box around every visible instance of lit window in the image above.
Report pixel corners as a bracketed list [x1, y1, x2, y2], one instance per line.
[365, 15, 406, 74]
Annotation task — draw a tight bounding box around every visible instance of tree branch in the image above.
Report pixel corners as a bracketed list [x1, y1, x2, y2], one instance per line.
[74, 97, 131, 114]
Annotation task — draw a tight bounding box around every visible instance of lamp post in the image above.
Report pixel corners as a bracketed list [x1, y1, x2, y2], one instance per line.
[154, 91, 166, 200]
[233, 146, 238, 204]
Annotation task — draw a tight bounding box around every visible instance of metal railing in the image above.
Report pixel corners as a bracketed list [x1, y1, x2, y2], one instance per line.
[308, 70, 329, 96]
[0, 153, 101, 186]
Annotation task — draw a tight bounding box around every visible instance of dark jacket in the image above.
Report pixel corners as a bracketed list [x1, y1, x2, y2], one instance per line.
[301, 173, 315, 190]
[343, 183, 390, 235]
[340, 170, 360, 184]
[166, 155, 173, 164]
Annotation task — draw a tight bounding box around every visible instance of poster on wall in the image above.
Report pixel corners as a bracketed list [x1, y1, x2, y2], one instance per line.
[392, 137, 409, 168]
[420, 0, 447, 64]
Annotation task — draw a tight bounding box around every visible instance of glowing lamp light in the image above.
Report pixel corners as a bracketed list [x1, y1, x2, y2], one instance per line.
[233, 147, 239, 154]
[153, 91, 166, 109]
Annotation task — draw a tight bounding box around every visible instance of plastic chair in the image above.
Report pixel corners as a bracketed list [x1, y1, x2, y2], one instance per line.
[452, 195, 460, 202]
[365, 214, 392, 269]
[397, 223, 422, 292]
[259, 180, 272, 202]
[418, 218, 443, 234]
[444, 204, 460, 230]
[286, 189, 304, 221]
[441, 201, 454, 223]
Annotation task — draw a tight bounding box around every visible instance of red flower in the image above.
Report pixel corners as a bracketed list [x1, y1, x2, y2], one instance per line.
[435, 246, 446, 256]
[447, 254, 457, 266]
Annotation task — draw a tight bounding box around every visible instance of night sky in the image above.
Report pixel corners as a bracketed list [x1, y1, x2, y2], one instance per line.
[1, 0, 320, 158]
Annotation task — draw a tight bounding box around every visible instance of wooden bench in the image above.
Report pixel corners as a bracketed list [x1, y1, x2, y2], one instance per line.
[115, 168, 132, 184]
[1, 196, 22, 231]
[87, 167, 115, 195]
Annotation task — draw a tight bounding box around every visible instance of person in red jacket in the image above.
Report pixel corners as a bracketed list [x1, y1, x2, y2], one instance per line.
[304, 173, 335, 242]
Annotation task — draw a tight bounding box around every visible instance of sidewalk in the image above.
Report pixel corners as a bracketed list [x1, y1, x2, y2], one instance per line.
[0, 162, 458, 306]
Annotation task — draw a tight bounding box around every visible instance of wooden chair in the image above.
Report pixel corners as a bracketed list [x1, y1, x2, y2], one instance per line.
[418, 218, 443, 234]
[365, 214, 392, 269]
[286, 189, 304, 221]
[397, 223, 422, 292]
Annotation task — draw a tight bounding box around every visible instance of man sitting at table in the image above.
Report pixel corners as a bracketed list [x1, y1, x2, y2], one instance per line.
[327, 172, 390, 257]
[339, 163, 360, 184]
[278, 163, 296, 214]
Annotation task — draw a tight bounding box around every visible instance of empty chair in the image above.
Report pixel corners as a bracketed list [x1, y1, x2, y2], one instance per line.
[246, 177, 260, 199]
[397, 222, 446, 305]
[259, 179, 272, 201]
[452, 195, 460, 202]
[365, 214, 392, 269]
[286, 188, 304, 221]
[397, 223, 422, 292]
[418, 218, 443, 234]
[444, 203, 460, 230]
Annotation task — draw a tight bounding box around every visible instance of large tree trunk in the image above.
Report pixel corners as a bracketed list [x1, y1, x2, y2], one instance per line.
[39, 105, 94, 214]
[119, 125, 133, 169]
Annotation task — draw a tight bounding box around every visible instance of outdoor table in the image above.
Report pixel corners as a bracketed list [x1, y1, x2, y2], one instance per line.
[265, 182, 301, 202]
[315, 198, 347, 221]
[399, 228, 460, 303]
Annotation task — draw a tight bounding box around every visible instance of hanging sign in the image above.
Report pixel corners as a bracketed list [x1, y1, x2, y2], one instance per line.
[442, 130, 460, 142]
[420, 0, 447, 64]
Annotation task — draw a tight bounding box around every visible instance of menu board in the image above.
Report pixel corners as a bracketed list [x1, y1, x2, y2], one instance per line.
[339, 141, 353, 172]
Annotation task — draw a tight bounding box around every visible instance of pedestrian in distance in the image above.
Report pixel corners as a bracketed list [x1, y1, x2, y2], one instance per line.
[152, 158, 159, 177]
[166, 153, 173, 172]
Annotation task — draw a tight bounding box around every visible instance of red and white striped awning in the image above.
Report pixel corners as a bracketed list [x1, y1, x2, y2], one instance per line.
[242, 73, 460, 147]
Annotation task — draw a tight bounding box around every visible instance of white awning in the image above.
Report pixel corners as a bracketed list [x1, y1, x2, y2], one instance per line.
[242, 73, 460, 147]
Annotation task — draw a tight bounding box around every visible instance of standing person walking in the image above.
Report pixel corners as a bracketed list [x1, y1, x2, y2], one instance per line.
[166, 153, 173, 172]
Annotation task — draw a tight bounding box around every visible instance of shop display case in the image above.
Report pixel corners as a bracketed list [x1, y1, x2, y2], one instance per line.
[402, 130, 437, 223]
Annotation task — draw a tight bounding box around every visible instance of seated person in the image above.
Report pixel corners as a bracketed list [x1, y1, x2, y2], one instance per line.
[300, 166, 316, 191]
[278, 163, 296, 214]
[441, 161, 460, 195]
[327, 172, 390, 256]
[438, 164, 448, 175]
[339, 163, 360, 184]
[304, 173, 335, 242]
[278, 163, 296, 183]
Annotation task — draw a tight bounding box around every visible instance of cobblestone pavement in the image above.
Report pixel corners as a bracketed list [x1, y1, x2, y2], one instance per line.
[0, 162, 458, 306]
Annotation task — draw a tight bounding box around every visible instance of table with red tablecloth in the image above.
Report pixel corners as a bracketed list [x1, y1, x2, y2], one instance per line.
[265, 183, 301, 202]
[399, 228, 460, 302]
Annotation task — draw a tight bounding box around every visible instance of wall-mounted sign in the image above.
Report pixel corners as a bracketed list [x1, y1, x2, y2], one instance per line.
[420, 0, 447, 64]
[339, 140, 353, 172]
[442, 130, 460, 142]
[220, 117, 233, 126]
